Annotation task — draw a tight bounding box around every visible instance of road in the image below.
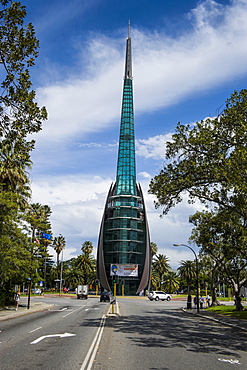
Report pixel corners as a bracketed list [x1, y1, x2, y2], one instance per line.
[0, 296, 108, 370]
[1, 296, 247, 370]
[92, 298, 247, 370]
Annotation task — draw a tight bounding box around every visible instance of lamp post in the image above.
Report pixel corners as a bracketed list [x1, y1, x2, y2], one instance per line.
[173, 243, 199, 313]
[59, 249, 64, 297]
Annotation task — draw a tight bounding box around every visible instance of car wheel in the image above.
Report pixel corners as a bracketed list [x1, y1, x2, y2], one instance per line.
[167, 297, 171, 301]
[149, 298, 153, 301]
[155, 297, 159, 301]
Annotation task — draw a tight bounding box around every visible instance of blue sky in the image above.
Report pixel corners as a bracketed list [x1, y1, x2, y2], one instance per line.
[20, 0, 247, 267]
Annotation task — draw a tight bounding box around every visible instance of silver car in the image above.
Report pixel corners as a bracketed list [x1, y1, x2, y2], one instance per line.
[148, 291, 171, 301]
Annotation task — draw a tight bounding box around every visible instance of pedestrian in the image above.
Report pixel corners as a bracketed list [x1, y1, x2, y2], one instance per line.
[194, 295, 197, 308]
[14, 292, 20, 311]
[187, 293, 192, 309]
[206, 294, 210, 307]
[199, 295, 204, 309]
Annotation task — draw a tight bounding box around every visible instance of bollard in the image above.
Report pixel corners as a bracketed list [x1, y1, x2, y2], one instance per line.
[110, 296, 116, 314]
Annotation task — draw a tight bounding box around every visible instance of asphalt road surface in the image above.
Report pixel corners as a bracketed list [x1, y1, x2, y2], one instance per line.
[92, 298, 247, 370]
[1, 296, 247, 370]
[0, 296, 108, 370]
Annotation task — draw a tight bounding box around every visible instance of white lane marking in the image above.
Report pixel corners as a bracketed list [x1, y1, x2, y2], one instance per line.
[62, 306, 85, 318]
[30, 332, 76, 345]
[61, 307, 68, 311]
[80, 315, 106, 370]
[29, 326, 42, 333]
[218, 358, 241, 365]
[62, 300, 92, 318]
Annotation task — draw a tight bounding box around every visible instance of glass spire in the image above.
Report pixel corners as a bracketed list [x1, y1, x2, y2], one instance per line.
[115, 25, 136, 195]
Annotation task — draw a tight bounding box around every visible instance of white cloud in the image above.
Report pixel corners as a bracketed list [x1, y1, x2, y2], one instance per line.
[136, 134, 172, 160]
[35, 0, 247, 144]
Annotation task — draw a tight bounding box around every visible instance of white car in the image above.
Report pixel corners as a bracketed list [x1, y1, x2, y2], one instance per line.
[148, 291, 171, 301]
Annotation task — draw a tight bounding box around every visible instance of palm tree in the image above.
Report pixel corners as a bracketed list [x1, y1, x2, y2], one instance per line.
[177, 260, 196, 293]
[53, 234, 66, 265]
[75, 254, 96, 285]
[81, 241, 93, 255]
[63, 265, 84, 289]
[162, 270, 180, 293]
[0, 139, 32, 201]
[150, 242, 158, 258]
[152, 254, 170, 289]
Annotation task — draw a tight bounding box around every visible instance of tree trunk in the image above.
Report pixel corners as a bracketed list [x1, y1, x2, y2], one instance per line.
[210, 285, 221, 306]
[234, 288, 244, 311]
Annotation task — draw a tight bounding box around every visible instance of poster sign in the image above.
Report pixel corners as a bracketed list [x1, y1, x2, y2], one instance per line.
[110, 264, 138, 277]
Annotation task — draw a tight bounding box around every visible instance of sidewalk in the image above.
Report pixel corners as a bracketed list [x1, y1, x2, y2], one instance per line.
[0, 301, 55, 321]
[183, 307, 247, 332]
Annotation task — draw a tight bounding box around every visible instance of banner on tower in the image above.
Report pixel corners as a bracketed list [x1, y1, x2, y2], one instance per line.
[110, 264, 138, 277]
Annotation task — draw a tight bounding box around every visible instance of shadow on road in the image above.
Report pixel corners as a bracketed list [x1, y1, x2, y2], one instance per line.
[90, 308, 247, 358]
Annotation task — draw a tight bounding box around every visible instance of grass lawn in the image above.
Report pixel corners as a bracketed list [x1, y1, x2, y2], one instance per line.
[207, 305, 247, 320]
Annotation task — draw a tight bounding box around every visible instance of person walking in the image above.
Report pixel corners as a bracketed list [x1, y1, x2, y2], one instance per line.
[187, 293, 192, 309]
[14, 292, 20, 311]
[199, 295, 204, 309]
[193, 295, 197, 308]
[206, 294, 210, 307]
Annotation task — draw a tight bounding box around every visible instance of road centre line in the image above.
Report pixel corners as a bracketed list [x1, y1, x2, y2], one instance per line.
[80, 315, 106, 370]
[29, 327, 42, 333]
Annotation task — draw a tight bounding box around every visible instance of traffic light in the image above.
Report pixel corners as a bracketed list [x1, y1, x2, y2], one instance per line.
[112, 275, 119, 283]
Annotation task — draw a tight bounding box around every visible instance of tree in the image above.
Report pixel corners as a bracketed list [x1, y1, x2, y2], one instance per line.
[177, 260, 196, 293]
[0, 191, 31, 305]
[53, 234, 66, 265]
[0, 1, 47, 141]
[198, 254, 223, 307]
[0, 1, 47, 305]
[150, 242, 158, 258]
[189, 210, 247, 310]
[75, 241, 96, 285]
[152, 254, 170, 289]
[162, 270, 179, 294]
[0, 139, 32, 202]
[149, 90, 247, 222]
[63, 262, 84, 289]
[81, 241, 93, 255]
[25, 203, 52, 288]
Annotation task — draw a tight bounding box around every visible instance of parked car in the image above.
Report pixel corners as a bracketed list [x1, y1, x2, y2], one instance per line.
[100, 291, 115, 303]
[148, 291, 171, 301]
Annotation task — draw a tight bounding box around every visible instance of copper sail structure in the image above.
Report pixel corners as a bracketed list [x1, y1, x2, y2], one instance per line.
[97, 24, 151, 295]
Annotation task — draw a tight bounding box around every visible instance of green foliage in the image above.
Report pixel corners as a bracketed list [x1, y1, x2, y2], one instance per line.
[74, 241, 96, 285]
[150, 242, 158, 258]
[0, 1, 48, 305]
[53, 234, 66, 265]
[0, 1, 47, 141]
[177, 260, 196, 292]
[190, 209, 247, 310]
[151, 254, 170, 289]
[149, 89, 247, 220]
[162, 270, 179, 293]
[149, 89, 247, 310]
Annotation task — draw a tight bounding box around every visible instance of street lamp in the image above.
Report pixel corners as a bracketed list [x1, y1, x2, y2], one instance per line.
[173, 243, 199, 313]
[59, 249, 64, 297]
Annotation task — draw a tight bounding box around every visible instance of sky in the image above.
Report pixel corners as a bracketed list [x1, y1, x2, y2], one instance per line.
[18, 0, 247, 268]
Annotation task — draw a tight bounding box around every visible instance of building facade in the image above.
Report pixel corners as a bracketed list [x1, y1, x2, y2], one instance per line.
[97, 26, 151, 295]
